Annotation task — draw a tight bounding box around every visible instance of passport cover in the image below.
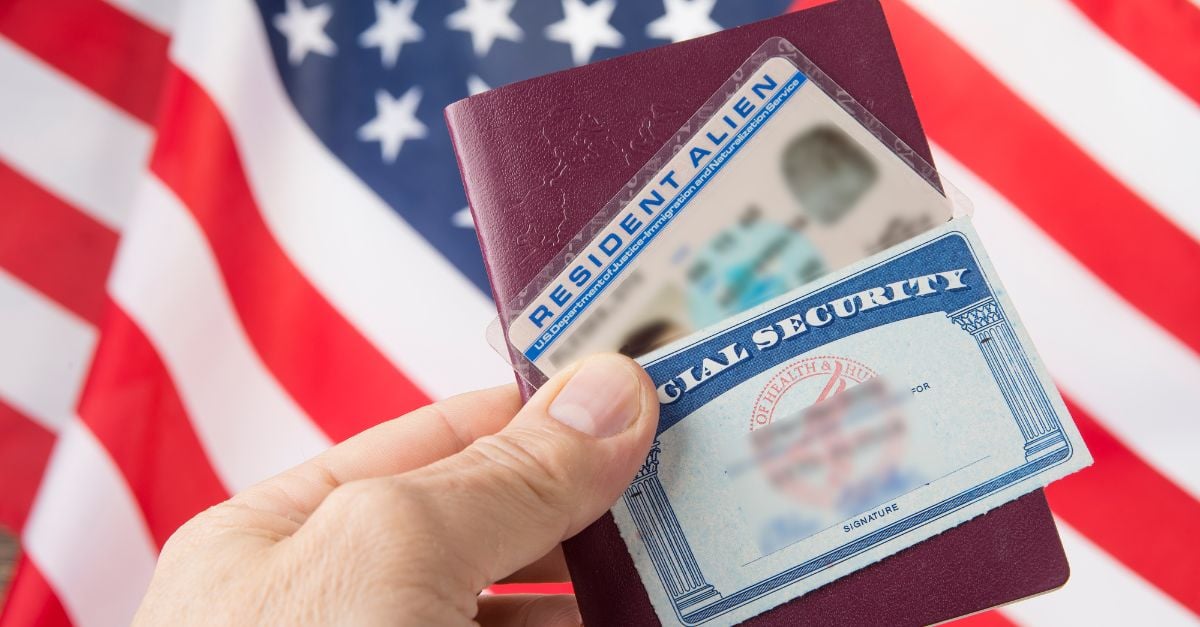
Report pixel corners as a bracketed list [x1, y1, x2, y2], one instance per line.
[446, 1, 1069, 624]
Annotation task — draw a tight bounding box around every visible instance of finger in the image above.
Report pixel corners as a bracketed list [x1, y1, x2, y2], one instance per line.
[313, 384, 523, 477]
[498, 545, 569, 584]
[224, 384, 524, 529]
[391, 353, 659, 591]
[476, 594, 580, 627]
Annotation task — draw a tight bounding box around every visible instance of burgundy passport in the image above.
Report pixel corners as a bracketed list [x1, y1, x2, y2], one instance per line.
[446, 1, 1069, 624]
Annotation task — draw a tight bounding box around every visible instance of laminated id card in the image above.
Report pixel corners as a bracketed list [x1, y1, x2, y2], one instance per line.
[499, 38, 970, 383]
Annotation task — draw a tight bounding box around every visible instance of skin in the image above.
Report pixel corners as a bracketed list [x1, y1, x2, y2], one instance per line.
[134, 354, 659, 626]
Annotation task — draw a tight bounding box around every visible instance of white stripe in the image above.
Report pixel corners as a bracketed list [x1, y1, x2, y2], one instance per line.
[0, 269, 95, 433]
[907, 0, 1200, 243]
[110, 176, 330, 491]
[23, 419, 158, 627]
[169, 0, 510, 400]
[936, 148, 1200, 501]
[1002, 520, 1196, 625]
[0, 36, 150, 231]
[102, 0, 179, 33]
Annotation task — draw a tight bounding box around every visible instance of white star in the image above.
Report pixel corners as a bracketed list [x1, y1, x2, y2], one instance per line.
[358, 87, 428, 163]
[273, 0, 337, 65]
[646, 0, 721, 43]
[545, 0, 624, 66]
[446, 0, 524, 57]
[466, 74, 491, 96]
[453, 207, 476, 228]
[359, 0, 424, 67]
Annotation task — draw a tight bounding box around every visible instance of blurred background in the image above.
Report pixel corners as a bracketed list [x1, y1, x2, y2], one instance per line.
[0, 0, 1196, 625]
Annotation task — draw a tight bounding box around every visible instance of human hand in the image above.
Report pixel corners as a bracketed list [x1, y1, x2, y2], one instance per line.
[134, 354, 659, 626]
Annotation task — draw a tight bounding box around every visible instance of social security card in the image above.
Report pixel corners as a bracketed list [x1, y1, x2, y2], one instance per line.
[613, 216, 1091, 626]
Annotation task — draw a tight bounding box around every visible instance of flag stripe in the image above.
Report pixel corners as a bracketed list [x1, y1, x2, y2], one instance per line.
[0, 1, 169, 623]
[150, 68, 432, 441]
[1069, 0, 1200, 106]
[0, 397, 54, 532]
[0, 0, 168, 125]
[937, 149, 1200, 501]
[948, 610, 1018, 627]
[21, 420, 158, 627]
[0, 36, 150, 231]
[886, 0, 1200, 357]
[0, 556, 72, 627]
[77, 302, 229, 547]
[100, 0, 177, 36]
[1049, 395, 1200, 615]
[1003, 521, 1196, 625]
[169, 0, 510, 400]
[108, 175, 330, 491]
[0, 269, 95, 434]
[906, 0, 1200, 244]
[0, 160, 117, 325]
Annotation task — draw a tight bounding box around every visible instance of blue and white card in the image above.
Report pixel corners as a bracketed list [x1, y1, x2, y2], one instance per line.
[614, 217, 1091, 626]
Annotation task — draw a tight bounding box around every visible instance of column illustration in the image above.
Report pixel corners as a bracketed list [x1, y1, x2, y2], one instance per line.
[950, 297, 1067, 461]
[624, 441, 722, 613]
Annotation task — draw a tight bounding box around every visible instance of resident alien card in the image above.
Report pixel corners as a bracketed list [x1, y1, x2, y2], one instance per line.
[615, 217, 1091, 625]
[505, 39, 956, 379]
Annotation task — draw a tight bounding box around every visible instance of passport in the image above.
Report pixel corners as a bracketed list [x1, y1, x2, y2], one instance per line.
[446, 2, 1073, 624]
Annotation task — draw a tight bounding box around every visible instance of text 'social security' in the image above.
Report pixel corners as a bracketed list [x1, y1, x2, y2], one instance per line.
[655, 269, 971, 404]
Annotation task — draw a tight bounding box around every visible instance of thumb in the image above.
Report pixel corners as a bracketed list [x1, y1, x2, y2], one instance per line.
[398, 353, 659, 592]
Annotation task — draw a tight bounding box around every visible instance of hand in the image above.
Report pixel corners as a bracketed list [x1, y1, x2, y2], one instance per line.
[134, 354, 659, 626]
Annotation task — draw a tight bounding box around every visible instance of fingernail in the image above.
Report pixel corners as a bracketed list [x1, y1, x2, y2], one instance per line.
[549, 357, 642, 438]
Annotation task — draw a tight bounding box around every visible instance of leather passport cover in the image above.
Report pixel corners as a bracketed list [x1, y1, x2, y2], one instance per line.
[446, 1, 1069, 624]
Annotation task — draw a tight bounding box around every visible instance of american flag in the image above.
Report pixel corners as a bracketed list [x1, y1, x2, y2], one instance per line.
[0, 0, 1196, 624]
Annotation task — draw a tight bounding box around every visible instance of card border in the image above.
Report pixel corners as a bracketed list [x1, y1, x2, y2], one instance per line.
[622, 229, 1075, 625]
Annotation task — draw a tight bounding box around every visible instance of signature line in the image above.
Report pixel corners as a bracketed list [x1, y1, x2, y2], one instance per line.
[739, 455, 991, 568]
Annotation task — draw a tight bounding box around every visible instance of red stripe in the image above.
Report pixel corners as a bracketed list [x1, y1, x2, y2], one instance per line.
[149, 67, 430, 442]
[0, 160, 118, 326]
[946, 610, 1017, 627]
[788, 0, 837, 11]
[1069, 0, 1200, 106]
[1047, 394, 1200, 615]
[489, 583, 575, 596]
[75, 302, 229, 547]
[0, 397, 54, 533]
[0, 0, 168, 124]
[0, 556, 71, 627]
[883, 0, 1200, 357]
